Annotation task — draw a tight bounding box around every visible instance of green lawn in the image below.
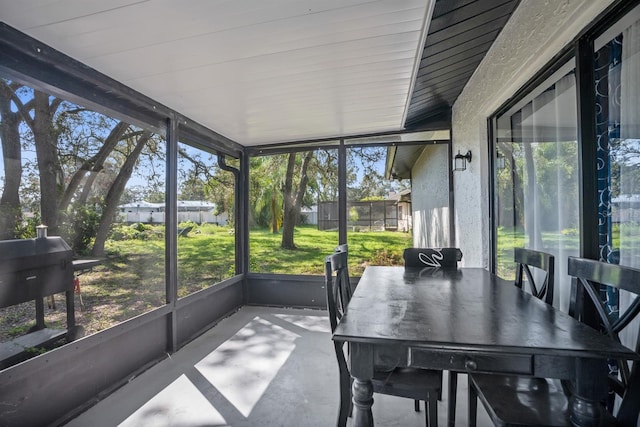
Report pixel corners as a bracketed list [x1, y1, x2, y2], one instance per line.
[105, 223, 411, 293]
[249, 225, 412, 275]
[495, 226, 581, 279]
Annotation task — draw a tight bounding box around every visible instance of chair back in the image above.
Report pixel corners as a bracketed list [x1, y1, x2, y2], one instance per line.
[514, 248, 555, 305]
[403, 247, 462, 269]
[567, 257, 640, 424]
[325, 251, 351, 334]
[334, 243, 353, 301]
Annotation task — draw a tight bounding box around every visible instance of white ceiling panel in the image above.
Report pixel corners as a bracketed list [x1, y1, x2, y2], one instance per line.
[1, 0, 434, 145]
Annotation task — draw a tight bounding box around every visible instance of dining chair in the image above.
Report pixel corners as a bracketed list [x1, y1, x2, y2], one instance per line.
[468, 256, 640, 427]
[467, 248, 555, 426]
[513, 247, 555, 305]
[325, 251, 442, 427]
[402, 247, 463, 269]
[333, 243, 354, 309]
[403, 247, 462, 425]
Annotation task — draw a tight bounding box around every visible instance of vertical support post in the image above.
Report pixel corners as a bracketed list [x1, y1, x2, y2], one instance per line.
[576, 36, 599, 261]
[488, 117, 497, 273]
[575, 36, 600, 329]
[448, 129, 456, 247]
[165, 115, 179, 353]
[240, 151, 251, 303]
[338, 140, 347, 245]
[217, 153, 241, 275]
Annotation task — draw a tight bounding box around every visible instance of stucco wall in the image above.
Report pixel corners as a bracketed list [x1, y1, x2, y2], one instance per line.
[412, 143, 450, 248]
[451, 0, 615, 268]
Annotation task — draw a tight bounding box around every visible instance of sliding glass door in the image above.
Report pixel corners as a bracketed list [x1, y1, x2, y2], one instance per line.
[493, 62, 579, 311]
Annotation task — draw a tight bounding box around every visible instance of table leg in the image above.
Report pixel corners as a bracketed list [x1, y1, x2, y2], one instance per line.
[352, 378, 374, 427]
[350, 343, 374, 427]
[570, 358, 608, 426]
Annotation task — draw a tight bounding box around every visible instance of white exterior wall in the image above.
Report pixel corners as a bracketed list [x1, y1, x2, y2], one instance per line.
[451, 0, 615, 268]
[412, 144, 450, 248]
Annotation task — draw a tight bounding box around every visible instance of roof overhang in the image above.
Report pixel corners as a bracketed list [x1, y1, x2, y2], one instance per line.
[0, 0, 519, 148]
[384, 129, 449, 179]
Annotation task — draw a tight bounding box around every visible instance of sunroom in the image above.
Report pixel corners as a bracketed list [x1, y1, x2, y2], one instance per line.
[1, 0, 639, 426]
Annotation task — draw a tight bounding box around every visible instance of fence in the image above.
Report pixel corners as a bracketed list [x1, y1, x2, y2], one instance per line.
[118, 211, 228, 225]
[317, 200, 398, 231]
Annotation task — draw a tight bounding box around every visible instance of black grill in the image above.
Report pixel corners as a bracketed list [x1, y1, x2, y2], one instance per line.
[0, 235, 78, 369]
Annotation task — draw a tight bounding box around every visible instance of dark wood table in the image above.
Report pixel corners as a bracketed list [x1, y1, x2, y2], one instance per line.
[332, 267, 638, 427]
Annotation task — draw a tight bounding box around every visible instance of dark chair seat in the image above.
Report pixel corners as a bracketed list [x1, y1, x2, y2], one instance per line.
[468, 375, 571, 427]
[373, 367, 442, 401]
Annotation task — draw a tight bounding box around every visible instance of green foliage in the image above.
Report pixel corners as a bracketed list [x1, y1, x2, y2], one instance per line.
[349, 207, 359, 222]
[178, 220, 198, 230]
[60, 203, 101, 254]
[369, 248, 402, 265]
[14, 213, 41, 239]
[24, 346, 47, 355]
[561, 228, 579, 236]
[109, 223, 162, 241]
[7, 324, 30, 337]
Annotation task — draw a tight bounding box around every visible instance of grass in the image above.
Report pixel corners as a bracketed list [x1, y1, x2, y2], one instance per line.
[495, 226, 581, 279]
[1, 223, 412, 343]
[249, 225, 411, 275]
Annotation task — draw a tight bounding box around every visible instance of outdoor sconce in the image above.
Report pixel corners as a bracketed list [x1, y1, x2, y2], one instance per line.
[453, 150, 472, 171]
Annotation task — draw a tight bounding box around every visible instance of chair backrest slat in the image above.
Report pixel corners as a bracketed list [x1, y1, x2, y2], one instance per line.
[514, 248, 554, 305]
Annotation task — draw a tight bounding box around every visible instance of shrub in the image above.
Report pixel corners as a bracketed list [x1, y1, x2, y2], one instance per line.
[370, 248, 401, 266]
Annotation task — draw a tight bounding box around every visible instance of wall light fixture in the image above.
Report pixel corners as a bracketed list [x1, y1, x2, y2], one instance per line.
[453, 150, 472, 171]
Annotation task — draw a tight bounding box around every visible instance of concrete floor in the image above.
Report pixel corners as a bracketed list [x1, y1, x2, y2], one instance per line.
[64, 306, 493, 426]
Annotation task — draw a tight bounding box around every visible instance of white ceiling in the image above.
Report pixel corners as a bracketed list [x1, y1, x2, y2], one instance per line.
[0, 0, 434, 146]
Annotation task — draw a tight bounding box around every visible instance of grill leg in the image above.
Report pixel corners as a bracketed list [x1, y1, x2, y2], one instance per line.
[66, 289, 76, 330]
[35, 298, 46, 330]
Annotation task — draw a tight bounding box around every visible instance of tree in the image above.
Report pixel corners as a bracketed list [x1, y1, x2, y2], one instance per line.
[0, 81, 23, 239]
[32, 91, 65, 235]
[92, 130, 153, 256]
[281, 151, 314, 249]
[251, 154, 287, 232]
[59, 120, 130, 211]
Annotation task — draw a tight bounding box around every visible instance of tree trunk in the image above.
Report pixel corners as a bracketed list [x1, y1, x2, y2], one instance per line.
[0, 89, 22, 240]
[523, 143, 543, 248]
[33, 91, 64, 235]
[92, 131, 152, 256]
[281, 151, 313, 249]
[59, 121, 130, 211]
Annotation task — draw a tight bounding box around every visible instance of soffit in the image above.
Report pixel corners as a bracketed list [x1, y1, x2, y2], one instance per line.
[0, 0, 434, 146]
[405, 0, 520, 128]
[1, 0, 520, 146]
